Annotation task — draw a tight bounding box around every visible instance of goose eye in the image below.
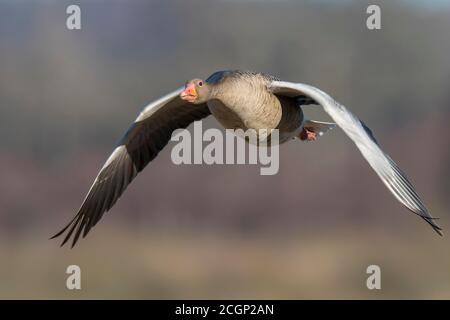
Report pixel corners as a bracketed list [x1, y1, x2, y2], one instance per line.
[198, 81, 203, 87]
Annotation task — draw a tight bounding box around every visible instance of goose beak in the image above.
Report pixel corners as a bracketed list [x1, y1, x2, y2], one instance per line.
[180, 83, 198, 102]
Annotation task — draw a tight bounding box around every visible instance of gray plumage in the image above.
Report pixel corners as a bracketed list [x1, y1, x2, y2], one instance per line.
[52, 70, 441, 247]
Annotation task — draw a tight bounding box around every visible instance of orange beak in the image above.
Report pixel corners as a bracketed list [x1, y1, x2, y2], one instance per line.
[180, 83, 197, 102]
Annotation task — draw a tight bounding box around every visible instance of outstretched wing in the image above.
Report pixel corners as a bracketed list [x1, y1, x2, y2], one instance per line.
[270, 80, 442, 235]
[52, 88, 211, 247]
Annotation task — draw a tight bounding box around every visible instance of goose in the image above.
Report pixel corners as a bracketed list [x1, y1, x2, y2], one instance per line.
[52, 70, 442, 247]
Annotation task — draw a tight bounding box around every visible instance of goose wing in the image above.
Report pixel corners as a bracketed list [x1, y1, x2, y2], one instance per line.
[52, 88, 211, 247]
[270, 80, 442, 235]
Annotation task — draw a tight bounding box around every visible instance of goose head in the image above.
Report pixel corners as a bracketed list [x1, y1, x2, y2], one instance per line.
[180, 78, 212, 104]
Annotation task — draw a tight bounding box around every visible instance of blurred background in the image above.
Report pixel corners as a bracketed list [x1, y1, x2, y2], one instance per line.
[0, 0, 449, 299]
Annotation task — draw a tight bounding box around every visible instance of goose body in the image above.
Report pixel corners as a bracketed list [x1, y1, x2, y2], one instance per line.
[205, 71, 303, 143]
[52, 70, 442, 247]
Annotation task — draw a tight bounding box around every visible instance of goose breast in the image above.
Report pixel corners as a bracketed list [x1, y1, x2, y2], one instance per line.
[207, 71, 284, 132]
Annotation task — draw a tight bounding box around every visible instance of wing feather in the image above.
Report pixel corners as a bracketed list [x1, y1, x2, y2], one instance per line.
[270, 80, 442, 235]
[52, 89, 211, 247]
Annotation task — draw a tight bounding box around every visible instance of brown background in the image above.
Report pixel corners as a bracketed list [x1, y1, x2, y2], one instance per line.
[0, 0, 449, 298]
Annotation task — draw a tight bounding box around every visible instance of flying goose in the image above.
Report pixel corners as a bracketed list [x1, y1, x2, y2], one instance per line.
[52, 70, 442, 247]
